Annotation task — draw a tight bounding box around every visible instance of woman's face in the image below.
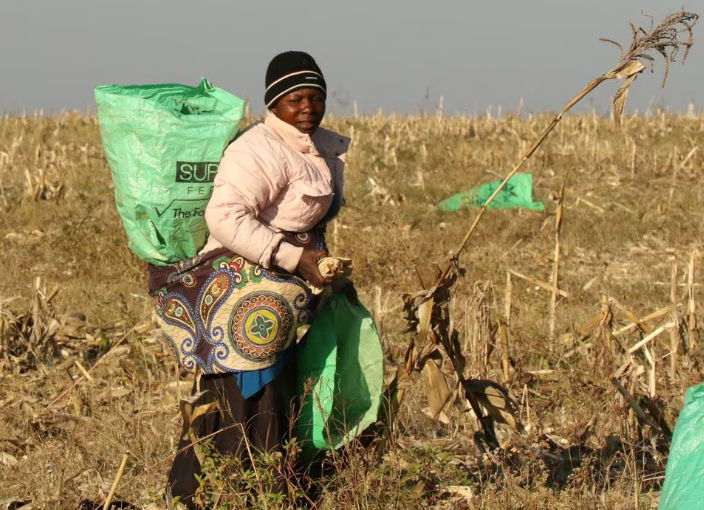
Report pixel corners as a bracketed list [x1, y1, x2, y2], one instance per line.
[270, 87, 326, 134]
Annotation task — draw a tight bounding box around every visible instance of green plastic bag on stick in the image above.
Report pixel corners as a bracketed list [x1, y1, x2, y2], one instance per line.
[94, 79, 245, 266]
[437, 173, 545, 212]
[659, 383, 704, 509]
[297, 294, 384, 459]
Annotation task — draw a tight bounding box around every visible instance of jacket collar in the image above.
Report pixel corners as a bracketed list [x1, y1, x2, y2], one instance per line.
[265, 112, 316, 154]
[264, 112, 350, 158]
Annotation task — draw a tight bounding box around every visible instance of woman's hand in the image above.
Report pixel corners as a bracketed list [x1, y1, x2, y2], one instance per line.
[297, 248, 332, 287]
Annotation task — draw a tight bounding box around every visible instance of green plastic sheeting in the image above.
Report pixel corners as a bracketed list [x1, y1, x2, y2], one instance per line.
[437, 173, 545, 212]
[95, 79, 245, 266]
[659, 383, 704, 509]
[297, 293, 384, 459]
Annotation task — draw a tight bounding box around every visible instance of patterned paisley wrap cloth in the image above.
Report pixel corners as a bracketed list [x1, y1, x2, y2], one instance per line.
[148, 230, 326, 372]
[151, 229, 329, 507]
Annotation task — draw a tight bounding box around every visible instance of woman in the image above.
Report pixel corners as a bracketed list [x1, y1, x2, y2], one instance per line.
[149, 51, 350, 507]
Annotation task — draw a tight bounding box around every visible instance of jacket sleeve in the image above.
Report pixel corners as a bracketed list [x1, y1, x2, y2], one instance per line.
[204, 143, 304, 272]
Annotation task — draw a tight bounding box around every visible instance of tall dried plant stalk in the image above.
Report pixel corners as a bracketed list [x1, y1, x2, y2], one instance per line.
[688, 252, 697, 350]
[549, 171, 569, 340]
[445, 11, 698, 276]
[398, 10, 699, 447]
[670, 263, 679, 379]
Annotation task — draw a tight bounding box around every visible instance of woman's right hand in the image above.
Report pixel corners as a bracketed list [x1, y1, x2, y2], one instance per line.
[297, 248, 332, 287]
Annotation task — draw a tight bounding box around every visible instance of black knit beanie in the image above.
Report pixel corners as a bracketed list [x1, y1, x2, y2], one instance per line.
[264, 51, 326, 108]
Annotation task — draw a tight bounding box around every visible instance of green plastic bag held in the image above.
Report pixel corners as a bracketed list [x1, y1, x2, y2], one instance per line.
[95, 79, 245, 266]
[659, 383, 704, 509]
[437, 173, 545, 212]
[297, 294, 384, 458]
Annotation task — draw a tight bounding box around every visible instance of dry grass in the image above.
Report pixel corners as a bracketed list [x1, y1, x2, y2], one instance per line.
[1, 108, 704, 508]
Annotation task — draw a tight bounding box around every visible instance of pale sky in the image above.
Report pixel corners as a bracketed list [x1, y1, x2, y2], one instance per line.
[1, 1, 701, 116]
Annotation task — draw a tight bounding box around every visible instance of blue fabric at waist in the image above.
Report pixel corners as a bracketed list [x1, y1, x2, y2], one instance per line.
[236, 344, 296, 399]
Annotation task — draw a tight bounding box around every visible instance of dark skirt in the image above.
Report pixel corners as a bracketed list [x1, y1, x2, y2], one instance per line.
[167, 358, 297, 508]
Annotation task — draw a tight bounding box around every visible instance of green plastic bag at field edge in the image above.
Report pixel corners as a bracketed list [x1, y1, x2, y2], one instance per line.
[437, 173, 545, 212]
[658, 383, 704, 509]
[95, 79, 245, 266]
[297, 293, 384, 458]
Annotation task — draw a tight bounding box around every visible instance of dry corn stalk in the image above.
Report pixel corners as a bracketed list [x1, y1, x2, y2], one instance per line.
[687, 252, 698, 349]
[446, 11, 698, 272]
[549, 171, 569, 340]
[394, 11, 698, 449]
[397, 263, 521, 449]
[24, 166, 64, 201]
[0, 278, 61, 373]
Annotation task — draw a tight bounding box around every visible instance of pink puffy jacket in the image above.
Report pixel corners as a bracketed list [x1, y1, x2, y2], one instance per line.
[200, 112, 350, 272]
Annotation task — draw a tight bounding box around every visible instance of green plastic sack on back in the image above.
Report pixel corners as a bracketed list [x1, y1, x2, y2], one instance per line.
[659, 383, 704, 509]
[94, 79, 245, 266]
[297, 293, 384, 458]
[437, 173, 545, 212]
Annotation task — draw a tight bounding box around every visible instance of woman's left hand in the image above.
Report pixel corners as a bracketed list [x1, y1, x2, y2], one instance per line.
[297, 248, 332, 287]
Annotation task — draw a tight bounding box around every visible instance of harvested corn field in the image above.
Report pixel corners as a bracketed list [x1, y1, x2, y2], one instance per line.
[1, 109, 704, 509]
